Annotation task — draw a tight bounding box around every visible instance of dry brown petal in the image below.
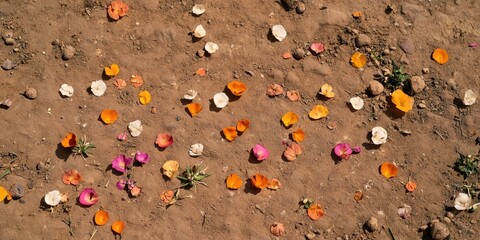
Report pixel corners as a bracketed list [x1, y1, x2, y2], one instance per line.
[286, 90, 301, 101]
[113, 79, 127, 89]
[270, 222, 286, 236]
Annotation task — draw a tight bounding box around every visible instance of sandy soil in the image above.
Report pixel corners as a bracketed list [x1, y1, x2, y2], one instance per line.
[1, 0, 480, 239]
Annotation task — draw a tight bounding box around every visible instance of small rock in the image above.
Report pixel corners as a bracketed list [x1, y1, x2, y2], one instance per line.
[9, 183, 24, 199]
[62, 45, 76, 60]
[27, 181, 35, 189]
[410, 76, 426, 94]
[2, 31, 13, 39]
[431, 222, 450, 240]
[197, 49, 205, 58]
[293, 48, 306, 60]
[418, 103, 427, 109]
[3, 37, 15, 45]
[305, 232, 316, 239]
[365, 217, 379, 232]
[398, 38, 415, 54]
[368, 81, 384, 95]
[355, 34, 371, 47]
[296, 2, 306, 14]
[51, 39, 60, 46]
[24, 88, 37, 99]
[1, 59, 16, 70]
[383, 49, 390, 55]
[445, 212, 454, 219]
[422, 68, 430, 74]
[443, 217, 451, 224]
[281, 0, 299, 10]
[446, 79, 457, 90]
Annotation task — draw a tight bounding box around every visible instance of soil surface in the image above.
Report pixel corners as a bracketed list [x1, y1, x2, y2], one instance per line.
[1, 0, 480, 239]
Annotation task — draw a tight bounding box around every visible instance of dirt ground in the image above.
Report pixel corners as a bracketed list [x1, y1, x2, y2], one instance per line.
[1, 0, 480, 239]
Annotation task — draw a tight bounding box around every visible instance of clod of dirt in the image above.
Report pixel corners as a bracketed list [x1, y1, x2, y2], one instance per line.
[197, 49, 205, 58]
[398, 38, 415, 54]
[62, 45, 76, 60]
[305, 232, 316, 239]
[2, 31, 14, 45]
[296, 3, 306, 14]
[1, 59, 16, 70]
[368, 80, 384, 95]
[24, 87, 37, 99]
[355, 34, 371, 47]
[410, 76, 426, 94]
[430, 222, 450, 240]
[281, 0, 300, 10]
[270, 222, 286, 236]
[0, 98, 12, 107]
[365, 217, 379, 232]
[9, 183, 25, 199]
[293, 48, 306, 60]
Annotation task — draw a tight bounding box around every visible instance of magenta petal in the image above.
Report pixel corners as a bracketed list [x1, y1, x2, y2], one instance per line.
[111, 155, 133, 173]
[333, 143, 353, 160]
[352, 146, 362, 153]
[116, 179, 126, 190]
[252, 144, 269, 161]
[135, 151, 150, 164]
[78, 188, 99, 206]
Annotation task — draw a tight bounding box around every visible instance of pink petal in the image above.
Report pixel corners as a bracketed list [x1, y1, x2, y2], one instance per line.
[310, 42, 325, 54]
[111, 155, 133, 173]
[135, 151, 150, 164]
[333, 143, 353, 160]
[78, 188, 99, 206]
[468, 42, 479, 48]
[253, 144, 269, 161]
[116, 179, 126, 190]
[117, 132, 127, 141]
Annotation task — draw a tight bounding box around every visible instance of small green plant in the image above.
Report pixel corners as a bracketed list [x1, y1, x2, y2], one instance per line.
[177, 163, 210, 189]
[72, 136, 95, 160]
[454, 153, 479, 179]
[386, 62, 410, 89]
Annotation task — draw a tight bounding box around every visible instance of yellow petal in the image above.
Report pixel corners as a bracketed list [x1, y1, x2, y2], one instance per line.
[138, 90, 151, 105]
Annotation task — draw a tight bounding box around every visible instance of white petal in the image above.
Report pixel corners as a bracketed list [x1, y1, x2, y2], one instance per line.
[128, 120, 143, 137]
[205, 42, 219, 54]
[272, 25, 287, 41]
[189, 143, 204, 157]
[371, 126, 387, 145]
[91, 80, 107, 96]
[192, 4, 205, 16]
[213, 92, 229, 108]
[44, 190, 61, 206]
[59, 84, 74, 97]
[184, 90, 198, 100]
[454, 193, 472, 210]
[193, 25, 206, 38]
[463, 89, 477, 106]
[349, 97, 364, 110]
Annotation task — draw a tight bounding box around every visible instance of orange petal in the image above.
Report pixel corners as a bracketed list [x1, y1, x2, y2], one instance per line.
[307, 203, 324, 220]
[354, 190, 364, 201]
[94, 210, 109, 226]
[196, 68, 206, 76]
[100, 109, 118, 124]
[250, 173, 269, 189]
[380, 162, 398, 179]
[267, 84, 284, 96]
[281, 112, 298, 127]
[226, 173, 243, 190]
[352, 11, 362, 18]
[61, 132, 77, 148]
[309, 105, 329, 119]
[405, 181, 417, 192]
[236, 119, 250, 133]
[391, 89, 414, 112]
[186, 103, 202, 117]
[160, 190, 175, 204]
[227, 80, 247, 96]
[282, 52, 293, 59]
[291, 129, 305, 142]
[138, 90, 152, 105]
[222, 126, 238, 141]
[320, 84, 335, 98]
[111, 220, 125, 234]
[286, 90, 301, 101]
[266, 178, 281, 190]
[104, 64, 120, 77]
[113, 79, 127, 89]
[432, 48, 448, 64]
[130, 74, 143, 88]
[350, 52, 367, 68]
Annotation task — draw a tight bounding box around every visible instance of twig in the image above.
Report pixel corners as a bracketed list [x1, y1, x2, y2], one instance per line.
[0, 169, 11, 180]
[388, 228, 396, 240]
[88, 228, 97, 240]
[63, 214, 75, 236]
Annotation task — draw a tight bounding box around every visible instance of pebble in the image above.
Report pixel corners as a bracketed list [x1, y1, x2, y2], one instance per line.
[418, 103, 427, 109]
[446, 79, 457, 90]
[24, 87, 37, 99]
[368, 81, 384, 95]
[281, 0, 299, 10]
[1, 59, 16, 70]
[422, 68, 430, 74]
[9, 183, 24, 199]
[27, 181, 35, 189]
[366, 217, 379, 232]
[2, 31, 14, 45]
[410, 76, 426, 94]
[355, 34, 371, 47]
[431, 222, 450, 240]
[305, 232, 316, 239]
[197, 49, 205, 58]
[398, 38, 415, 54]
[446, 212, 454, 219]
[443, 217, 451, 224]
[296, 3, 306, 14]
[383, 49, 390, 55]
[62, 45, 76, 60]
[293, 48, 306, 60]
